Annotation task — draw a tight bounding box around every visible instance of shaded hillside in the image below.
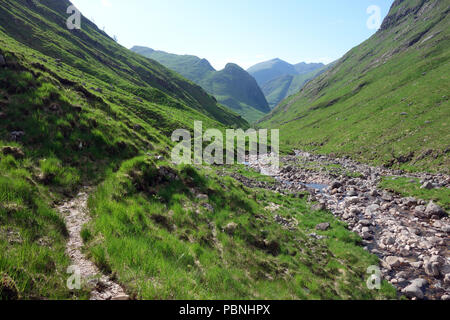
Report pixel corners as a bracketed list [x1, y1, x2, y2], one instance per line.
[260, 0, 450, 173]
[248, 59, 325, 108]
[0, 1, 247, 128]
[130, 46, 215, 84]
[131, 46, 270, 123]
[261, 65, 330, 109]
[199, 63, 271, 122]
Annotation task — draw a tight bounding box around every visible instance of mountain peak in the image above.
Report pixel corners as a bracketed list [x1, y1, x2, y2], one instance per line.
[224, 62, 244, 71]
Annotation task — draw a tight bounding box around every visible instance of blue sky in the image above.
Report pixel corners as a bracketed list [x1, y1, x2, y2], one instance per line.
[70, 0, 394, 70]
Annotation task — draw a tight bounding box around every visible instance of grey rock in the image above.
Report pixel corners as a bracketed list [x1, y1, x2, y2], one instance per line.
[331, 181, 342, 190]
[111, 295, 129, 301]
[196, 194, 209, 201]
[402, 284, 424, 299]
[312, 203, 326, 211]
[424, 261, 440, 277]
[224, 222, 238, 235]
[421, 181, 434, 190]
[359, 219, 372, 226]
[362, 232, 373, 240]
[425, 201, 445, 218]
[385, 256, 404, 268]
[403, 197, 417, 206]
[414, 205, 426, 216]
[365, 204, 380, 214]
[316, 222, 331, 231]
[444, 274, 450, 285]
[410, 278, 428, 288]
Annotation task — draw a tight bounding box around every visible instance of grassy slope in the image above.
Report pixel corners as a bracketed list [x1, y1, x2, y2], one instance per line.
[199, 63, 270, 123]
[260, 0, 450, 173]
[0, 0, 397, 300]
[83, 157, 396, 300]
[131, 47, 270, 123]
[130, 46, 215, 84]
[262, 66, 329, 109]
[0, 0, 246, 299]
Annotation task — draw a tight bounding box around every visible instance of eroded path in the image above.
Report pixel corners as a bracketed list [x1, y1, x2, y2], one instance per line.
[57, 188, 129, 300]
[246, 152, 450, 300]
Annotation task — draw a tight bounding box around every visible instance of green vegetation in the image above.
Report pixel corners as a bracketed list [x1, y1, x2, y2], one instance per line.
[131, 47, 270, 123]
[83, 156, 396, 299]
[248, 59, 327, 109]
[0, 0, 246, 299]
[260, 0, 450, 173]
[379, 177, 450, 211]
[0, 148, 90, 300]
[0, 0, 431, 301]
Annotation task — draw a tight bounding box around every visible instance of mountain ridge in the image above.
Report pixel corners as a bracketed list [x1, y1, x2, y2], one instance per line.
[131, 46, 270, 122]
[247, 58, 327, 108]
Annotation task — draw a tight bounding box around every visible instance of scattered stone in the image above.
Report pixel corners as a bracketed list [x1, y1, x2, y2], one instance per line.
[202, 203, 214, 212]
[312, 203, 326, 211]
[421, 181, 434, 190]
[1, 146, 25, 159]
[402, 283, 424, 299]
[331, 181, 342, 190]
[308, 233, 326, 240]
[425, 202, 445, 218]
[424, 261, 440, 277]
[111, 295, 130, 301]
[9, 131, 25, 141]
[410, 278, 428, 288]
[196, 194, 209, 201]
[316, 222, 330, 231]
[359, 219, 372, 226]
[385, 256, 404, 268]
[444, 274, 450, 285]
[224, 222, 238, 235]
[0, 273, 19, 300]
[403, 197, 417, 207]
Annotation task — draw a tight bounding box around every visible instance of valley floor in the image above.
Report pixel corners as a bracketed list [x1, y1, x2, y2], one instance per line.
[245, 152, 450, 300]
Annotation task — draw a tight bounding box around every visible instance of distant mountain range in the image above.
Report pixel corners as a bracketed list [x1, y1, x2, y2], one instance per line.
[131, 46, 270, 122]
[247, 59, 327, 108]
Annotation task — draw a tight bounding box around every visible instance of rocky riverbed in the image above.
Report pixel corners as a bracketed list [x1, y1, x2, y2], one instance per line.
[244, 151, 450, 300]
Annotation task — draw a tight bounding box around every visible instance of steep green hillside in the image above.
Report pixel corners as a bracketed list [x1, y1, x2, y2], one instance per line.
[130, 46, 215, 84]
[0, 0, 245, 299]
[260, 0, 450, 173]
[248, 59, 326, 108]
[248, 58, 299, 86]
[0, 0, 398, 301]
[131, 46, 270, 123]
[199, 63, 270, 123]
[262, 65, 329, 109]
